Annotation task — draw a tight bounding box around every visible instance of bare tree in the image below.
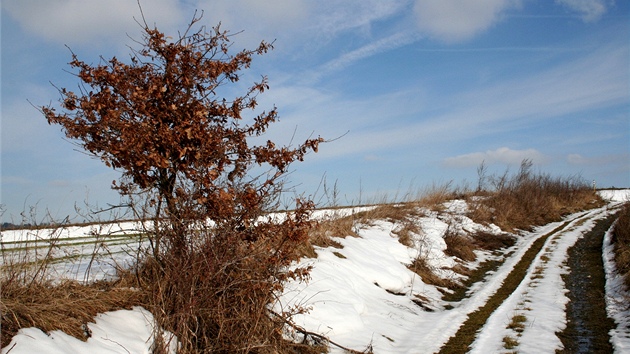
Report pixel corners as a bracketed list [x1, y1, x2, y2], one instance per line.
[43, 11, 323, 352]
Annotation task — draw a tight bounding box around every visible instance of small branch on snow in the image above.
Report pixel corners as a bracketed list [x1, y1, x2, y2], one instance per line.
[268, 310, 368, 354]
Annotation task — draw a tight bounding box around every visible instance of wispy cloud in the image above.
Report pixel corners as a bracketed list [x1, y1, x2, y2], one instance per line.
[555, 0, 609, 22]
[308, 30, 421, 82]
[412, 0, 520, 42]
[2, 0, 184, 47]
[420, 39, 628, 133]
[310, 37, 629, 159]
[309, 0, 407, 36]
[192, 0, 409, 52]
[443, 147, 548, 167]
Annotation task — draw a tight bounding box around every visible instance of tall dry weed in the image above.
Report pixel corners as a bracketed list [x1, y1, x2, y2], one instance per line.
[612, 202, 630, 288]
[468, 160, 602, 231]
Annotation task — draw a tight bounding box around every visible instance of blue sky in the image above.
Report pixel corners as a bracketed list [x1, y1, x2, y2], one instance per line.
[1, 0, 629, 222]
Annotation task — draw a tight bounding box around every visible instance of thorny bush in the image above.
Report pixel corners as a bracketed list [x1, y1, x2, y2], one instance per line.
[41, 10, 323, 353]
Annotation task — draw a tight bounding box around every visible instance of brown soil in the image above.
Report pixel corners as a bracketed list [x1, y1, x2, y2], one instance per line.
[556, 213, 618, 353]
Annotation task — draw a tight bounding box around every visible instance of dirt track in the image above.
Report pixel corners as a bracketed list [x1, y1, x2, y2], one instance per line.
[557, 213, 618, 353]
[439, 209, 620, 354]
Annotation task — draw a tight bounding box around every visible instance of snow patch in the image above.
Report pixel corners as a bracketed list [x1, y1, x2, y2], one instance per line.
[1, 307, 176, 354]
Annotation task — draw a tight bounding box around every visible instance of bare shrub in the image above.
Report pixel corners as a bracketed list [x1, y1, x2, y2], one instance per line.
[37, 10, 322, 353]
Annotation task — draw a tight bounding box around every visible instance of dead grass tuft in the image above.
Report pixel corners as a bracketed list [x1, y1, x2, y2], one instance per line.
[315, 215, 359, 240]
[451, 263, 473, 277]
[298, 214, 357, 258]
[1, 278, 143, 348]
[612, 202, 630, 289]
[468, 160, 603, 232]
[413, 181, 462, 212]
[443, 227, 477, 262]
[507, 314, 527, 333]
[472, 231, 516, 251]
[408, 257, 458, 289]
[502, 336, 519, 349]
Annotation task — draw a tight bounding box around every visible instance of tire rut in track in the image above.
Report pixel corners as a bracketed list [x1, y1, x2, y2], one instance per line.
[556, 213, 618, 353]
[437, 214, 588, 354]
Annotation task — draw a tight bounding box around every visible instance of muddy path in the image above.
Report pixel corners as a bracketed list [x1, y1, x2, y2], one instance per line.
[438, 217, 580, 354]
[557, 213, 618, 353]
[438, 208, 620, 354]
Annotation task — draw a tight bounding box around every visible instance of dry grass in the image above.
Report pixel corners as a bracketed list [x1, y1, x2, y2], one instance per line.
[2, 261, 326, 353]
[1, 277, 143, 348]
[304, 180, 466, 255]
[408, 257, 459, 289]
[2, 168, 611, 352]
[502, 335, 519, 349]
[612, 202, 630, 288]
[298, 218, 348, 259]
[412, 181, 463, 212]
[468, 160, 603, 232]
[443, 226, 477, 262]
[1, 210, 325, 353]
[507, 314, 527, 333]
[0, 225, 143, 348]
[472, 231, 516, 251]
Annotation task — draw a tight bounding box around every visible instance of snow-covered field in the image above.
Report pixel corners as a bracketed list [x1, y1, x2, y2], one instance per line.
[2, 190, 628, 354]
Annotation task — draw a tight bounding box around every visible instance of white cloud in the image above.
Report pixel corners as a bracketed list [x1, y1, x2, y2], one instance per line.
[555, 0, 608, 22]
[194, 0, 407, 51]
[262, 36, 628, 162]
[412, 0, 519, 42]
[443, 147, 548, 167]
[356, 39, 627, 157]
[300, 0, 407, 40]
[567, 153, 588, 164]
[194, 0, 310, 48]
[2, 0, 184, 46]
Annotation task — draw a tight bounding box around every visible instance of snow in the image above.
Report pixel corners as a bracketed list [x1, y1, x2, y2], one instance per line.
[279, 206, 616, 353]
[599, 189, 630, 203]
[470, 208, 612, 353]
[0, 221, 147, 244]
[603, 219, 630, 352]
[1, 307, 177, 354]
[2, 190, 629, 353]
[278, 219, 445, 352]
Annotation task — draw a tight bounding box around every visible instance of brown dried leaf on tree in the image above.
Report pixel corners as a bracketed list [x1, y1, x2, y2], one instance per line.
[42, 10, 324, 352]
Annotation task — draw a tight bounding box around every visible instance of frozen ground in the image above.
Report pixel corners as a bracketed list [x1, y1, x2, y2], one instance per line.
[1, 190, 628, 353]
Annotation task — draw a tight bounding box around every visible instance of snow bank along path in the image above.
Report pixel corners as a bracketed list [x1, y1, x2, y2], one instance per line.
[602, 190, 630, 353]
[469, 207, 615, 353]
[280, 192, 629, 353]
